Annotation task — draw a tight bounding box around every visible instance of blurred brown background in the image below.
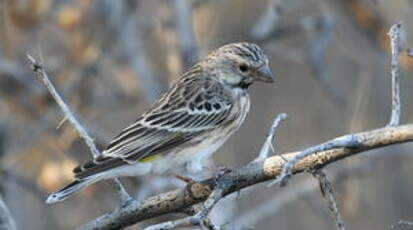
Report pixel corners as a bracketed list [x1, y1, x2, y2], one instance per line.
[1, 0, 413, 229]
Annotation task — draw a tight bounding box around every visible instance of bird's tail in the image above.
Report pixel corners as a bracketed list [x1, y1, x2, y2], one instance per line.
[46, 176, 99, 204]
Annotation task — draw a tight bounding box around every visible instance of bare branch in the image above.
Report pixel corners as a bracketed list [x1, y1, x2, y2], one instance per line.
[254, 113, 287, 162]
[387, 22, 403, 126]
[26, 54, 101, 158]
[0, 196, 17, 230]
[79, 124, 413, 229]
[271, 134, 361, 187]
[27, 55, 131, 203]
[313, 170, 346, 230]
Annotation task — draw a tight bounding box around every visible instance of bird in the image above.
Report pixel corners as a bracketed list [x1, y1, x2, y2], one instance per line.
[46, 42, 274, 204]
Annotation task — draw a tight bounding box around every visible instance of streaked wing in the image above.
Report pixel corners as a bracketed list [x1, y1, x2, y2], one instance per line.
[102, 65, 234, 163]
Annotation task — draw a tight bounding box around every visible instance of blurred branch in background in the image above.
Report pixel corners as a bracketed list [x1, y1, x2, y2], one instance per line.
[1, 169, 46, 201]
[0, 196, 17, 230]
[89, 0, 166, 104]
[119, 10, 165, 104]
[303, 14, 345, 106]
[250, 0, 285, 41]
[0, 54, 43, 96]
[252, 2, 345, 105]
[172, 0, 199, 69]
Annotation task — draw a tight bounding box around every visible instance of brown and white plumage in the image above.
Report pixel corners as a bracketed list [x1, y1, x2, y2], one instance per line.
[46, 42, 274, 204]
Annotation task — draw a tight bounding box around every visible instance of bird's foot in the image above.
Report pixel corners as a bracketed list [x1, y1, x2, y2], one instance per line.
[202, 164, 233, 174]
[212, 166, 232, 186]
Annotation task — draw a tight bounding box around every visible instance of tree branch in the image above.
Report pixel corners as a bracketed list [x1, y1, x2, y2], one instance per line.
[79, 124, 413, 229]
[27, 54, 130, 203]
[26, 54, 101, 158]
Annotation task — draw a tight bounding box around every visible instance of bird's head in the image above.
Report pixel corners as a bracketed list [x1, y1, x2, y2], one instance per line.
[204, 42, 274, 89]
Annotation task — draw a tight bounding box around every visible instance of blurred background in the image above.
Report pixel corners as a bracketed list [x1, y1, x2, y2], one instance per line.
[1, 0, 413, 229]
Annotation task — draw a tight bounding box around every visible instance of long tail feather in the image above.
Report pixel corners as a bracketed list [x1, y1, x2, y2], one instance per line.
[46, 177, 98, 204]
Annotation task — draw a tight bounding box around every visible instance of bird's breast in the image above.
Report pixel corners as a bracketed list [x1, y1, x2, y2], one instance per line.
[231, 89, 250, 130]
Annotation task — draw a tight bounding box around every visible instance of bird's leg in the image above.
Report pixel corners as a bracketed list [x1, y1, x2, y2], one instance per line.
[175, 175, 196, 184]
[212, 166, 232, 186]
[215, 165, 233, 174]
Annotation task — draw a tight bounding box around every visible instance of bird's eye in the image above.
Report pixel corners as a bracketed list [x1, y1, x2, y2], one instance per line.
[239, 64, 249, 72]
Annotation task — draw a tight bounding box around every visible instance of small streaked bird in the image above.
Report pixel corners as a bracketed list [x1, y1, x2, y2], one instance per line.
[46, 42, 274, 204]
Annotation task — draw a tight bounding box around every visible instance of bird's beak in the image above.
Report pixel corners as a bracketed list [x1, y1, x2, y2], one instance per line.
[256, 65, 274, 83]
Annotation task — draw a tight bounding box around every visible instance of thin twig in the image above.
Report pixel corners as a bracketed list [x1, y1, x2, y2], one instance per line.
[313, 170, 346, 230]
[181, 205, 218, 230]
[254, 113, 287, 162]
[387, 22, 402, 126]
[0, 195, 17, 230]
[26, 54, 101, 158]
[27, 54, 129, 202]
[270, 134, 361, 187]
